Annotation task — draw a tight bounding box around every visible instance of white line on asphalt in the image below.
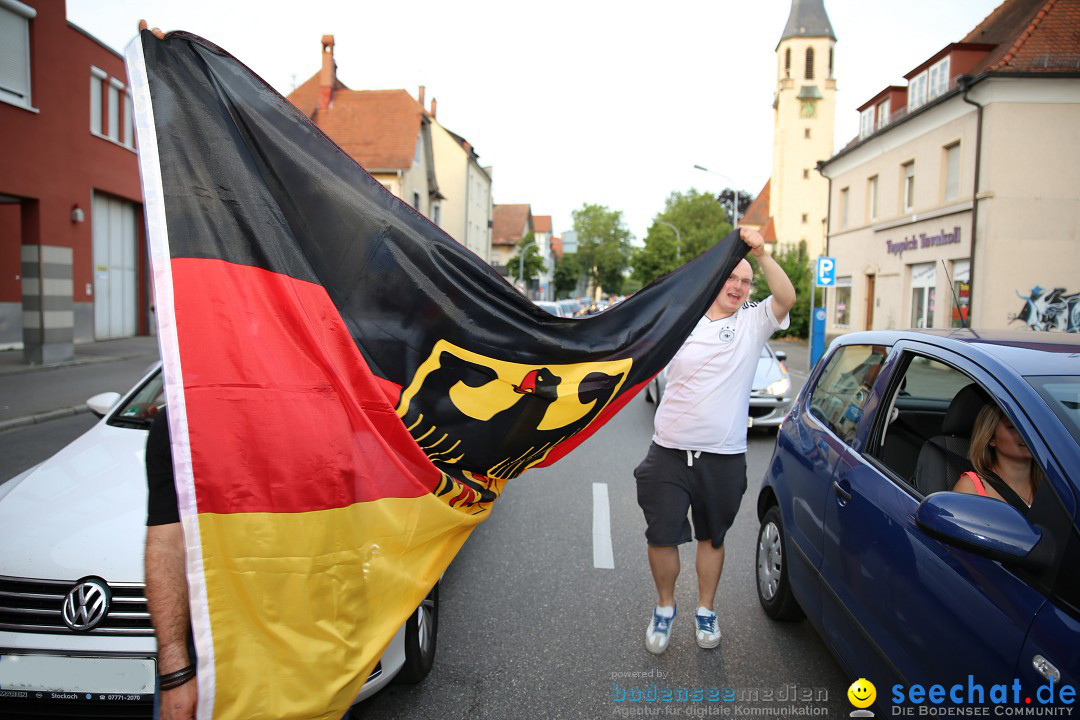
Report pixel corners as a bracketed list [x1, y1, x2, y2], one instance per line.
[592, 482, 615, 569]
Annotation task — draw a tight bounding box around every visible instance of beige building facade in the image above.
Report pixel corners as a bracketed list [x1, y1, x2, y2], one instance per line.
[821, 0, 1080, 337]
[429, 106, 493, 262]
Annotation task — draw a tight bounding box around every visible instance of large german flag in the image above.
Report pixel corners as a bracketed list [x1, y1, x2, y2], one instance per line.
[126, 30, 746, 719]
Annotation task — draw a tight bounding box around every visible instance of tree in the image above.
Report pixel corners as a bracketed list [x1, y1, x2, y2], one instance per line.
[749, 240, 812, 338]
[507, 232, 545, 286]
[572, 204, 633, 295]
[717, 188, 754, 227]
[633, 189, 734, 287]
[553, 253, 583, 299]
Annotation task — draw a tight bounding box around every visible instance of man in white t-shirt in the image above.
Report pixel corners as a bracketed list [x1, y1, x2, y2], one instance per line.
[635, 227, 795, 654]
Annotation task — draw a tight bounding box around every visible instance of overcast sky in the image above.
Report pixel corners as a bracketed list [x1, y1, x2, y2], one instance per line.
[68, 0, 1002, 243]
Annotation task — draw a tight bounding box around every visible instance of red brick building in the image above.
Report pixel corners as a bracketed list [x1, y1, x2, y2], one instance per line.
[0, 0, 147, 364]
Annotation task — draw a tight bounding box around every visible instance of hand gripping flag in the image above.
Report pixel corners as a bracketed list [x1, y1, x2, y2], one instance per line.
[127, 29, 747, 720]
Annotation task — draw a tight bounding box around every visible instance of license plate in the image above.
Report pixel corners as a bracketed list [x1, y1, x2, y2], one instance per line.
[0, 654, 155, 695]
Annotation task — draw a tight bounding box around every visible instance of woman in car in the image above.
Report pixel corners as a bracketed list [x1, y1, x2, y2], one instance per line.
[952, 402, 1043, 509]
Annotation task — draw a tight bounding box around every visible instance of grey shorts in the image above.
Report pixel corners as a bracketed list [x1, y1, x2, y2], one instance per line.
[634, 442, 748, 549]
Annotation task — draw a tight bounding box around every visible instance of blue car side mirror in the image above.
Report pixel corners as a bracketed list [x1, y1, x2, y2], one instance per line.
[915, 492, 1047, 570]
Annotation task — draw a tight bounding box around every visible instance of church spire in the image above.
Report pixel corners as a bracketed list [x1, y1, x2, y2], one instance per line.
[778, 0, 836, 48]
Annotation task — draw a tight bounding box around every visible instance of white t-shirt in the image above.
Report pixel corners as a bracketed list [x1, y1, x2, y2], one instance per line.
[652, 296, 789, 455]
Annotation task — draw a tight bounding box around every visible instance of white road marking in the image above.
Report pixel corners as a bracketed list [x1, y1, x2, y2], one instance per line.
[592, 482, 615, 569]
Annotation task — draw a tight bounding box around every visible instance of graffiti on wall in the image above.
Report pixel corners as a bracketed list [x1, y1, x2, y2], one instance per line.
[1012, 286, 1080, 332]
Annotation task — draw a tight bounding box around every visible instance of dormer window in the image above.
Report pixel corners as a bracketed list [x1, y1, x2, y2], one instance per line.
[907, 71, 928, 111]
[928, 56, 951, 100]
[859, 107, 874, 139]
[876, 99, 891, 130]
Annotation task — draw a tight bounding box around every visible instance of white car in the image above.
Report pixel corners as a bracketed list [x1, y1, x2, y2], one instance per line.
[644, 343, 794, 428]
[0, 364, 437, 717]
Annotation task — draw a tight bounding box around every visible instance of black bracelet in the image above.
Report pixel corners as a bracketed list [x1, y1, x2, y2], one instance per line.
[159, 664, 196, 691]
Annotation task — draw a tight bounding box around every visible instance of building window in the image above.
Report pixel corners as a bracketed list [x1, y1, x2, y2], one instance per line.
[910, 262, 936, 329]
[784, 48, 791, 77]
[834, 276, 852, 326]
[902, 161, 915, 211]
[801, 213, 808, 224]
[804, 128, 811, 139]
[867, 175, 878, 221]
[943, 142, 961, 202]
[829, 47, 834, 78]
[90, 68, 106, 135]
[124, 92, 134, 148]
[876, 99, 891, 130]
[840, 187, 849, 229]
[805, 47, 814, 80]
[803, 169, 810, 179]
[0, 0, 35, 109]
[907, 71, 928, 111]
[433, 203, 441, 227]
[859, 107, 874, 139]
[928, 56, 951, 100]
[413, 134, 422, 165]
[412, 191, 420, 209]
[107, 78, 123, 143]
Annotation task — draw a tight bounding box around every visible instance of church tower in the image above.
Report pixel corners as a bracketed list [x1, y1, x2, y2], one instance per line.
[772, 0, 836, 257]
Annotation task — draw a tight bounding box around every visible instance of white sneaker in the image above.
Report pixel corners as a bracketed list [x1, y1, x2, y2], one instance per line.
[645, 605, 676, 655]
[695, 607, 721, 649]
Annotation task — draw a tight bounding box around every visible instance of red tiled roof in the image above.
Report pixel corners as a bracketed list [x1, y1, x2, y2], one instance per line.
[741, 180, 770, 227]
[492, 204, 531, 246]
[287, 76, 423, 171]
[551, 237, 563, 260]
[761, 217, 778, 245]
[988, 0, 1080, 72]
[962, 0, 1078, 74]
[533, 215, 552, 233]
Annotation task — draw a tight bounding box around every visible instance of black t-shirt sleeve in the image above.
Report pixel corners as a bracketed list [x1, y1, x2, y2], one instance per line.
[145, 409, 180, 526]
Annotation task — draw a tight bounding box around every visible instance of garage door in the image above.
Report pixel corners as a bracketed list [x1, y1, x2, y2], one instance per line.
[92, 192, 137, 339]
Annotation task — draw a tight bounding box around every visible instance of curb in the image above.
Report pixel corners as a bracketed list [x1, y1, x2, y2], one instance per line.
[0, 405, 90, 434]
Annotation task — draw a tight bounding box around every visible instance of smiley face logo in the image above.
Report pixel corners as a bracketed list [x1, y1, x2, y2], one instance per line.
[847, 678, 876, 709]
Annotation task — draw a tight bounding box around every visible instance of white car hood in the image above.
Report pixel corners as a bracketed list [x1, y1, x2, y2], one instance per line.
[0, 420, 149, 583]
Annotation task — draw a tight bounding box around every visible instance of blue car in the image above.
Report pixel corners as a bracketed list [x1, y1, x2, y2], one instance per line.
[755, 330, 1080, 709]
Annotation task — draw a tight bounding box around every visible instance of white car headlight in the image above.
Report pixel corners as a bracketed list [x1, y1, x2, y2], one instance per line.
[765, 377, 791, 397]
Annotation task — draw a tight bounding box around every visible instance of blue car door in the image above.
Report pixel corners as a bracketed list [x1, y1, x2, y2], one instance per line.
[820, 345, 1048, 698]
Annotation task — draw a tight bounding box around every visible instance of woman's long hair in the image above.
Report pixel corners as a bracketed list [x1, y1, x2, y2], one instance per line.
[969, 403, 1043, 496]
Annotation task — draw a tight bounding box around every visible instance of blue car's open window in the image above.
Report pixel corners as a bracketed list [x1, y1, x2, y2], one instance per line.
[1028, 376, 1080, 446]
[808, 344, 888, 445]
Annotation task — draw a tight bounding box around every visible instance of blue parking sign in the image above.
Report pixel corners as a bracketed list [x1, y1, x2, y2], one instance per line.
[816, 257, 837, 287]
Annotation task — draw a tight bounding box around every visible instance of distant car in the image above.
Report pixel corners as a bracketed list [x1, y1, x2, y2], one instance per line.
[0, 365, 438, 717]
[645, 343, 793, 428]
[534, 300, 565, 317]
[755, 329, 1080, 709]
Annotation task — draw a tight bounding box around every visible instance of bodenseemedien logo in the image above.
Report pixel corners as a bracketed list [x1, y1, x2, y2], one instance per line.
[849, 678, 877, 717]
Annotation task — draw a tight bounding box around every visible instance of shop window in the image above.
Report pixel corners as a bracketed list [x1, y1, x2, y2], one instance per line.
[0, 0, 34, 109]
[950, 259, 970, 328]
[834, 276, 852, 327]
[910, 262, 936, 329]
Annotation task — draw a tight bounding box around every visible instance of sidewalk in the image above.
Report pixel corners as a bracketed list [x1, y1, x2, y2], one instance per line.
[0, 336, 161, 432]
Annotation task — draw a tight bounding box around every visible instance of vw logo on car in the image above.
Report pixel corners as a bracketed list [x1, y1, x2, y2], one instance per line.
[61, 577, 111, 632]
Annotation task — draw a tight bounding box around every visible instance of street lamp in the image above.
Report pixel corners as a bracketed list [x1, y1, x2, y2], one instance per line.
[693, 164, 742, 228]
[657, 220, 682, 261]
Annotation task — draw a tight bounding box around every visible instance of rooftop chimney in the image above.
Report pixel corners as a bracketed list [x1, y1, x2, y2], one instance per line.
[319, 35, 336, 110]
[418, 85, 426, 108]
[430, 97, 437, 119]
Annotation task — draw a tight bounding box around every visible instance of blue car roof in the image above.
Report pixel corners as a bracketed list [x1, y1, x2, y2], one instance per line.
[830, 329, 1080, 377]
